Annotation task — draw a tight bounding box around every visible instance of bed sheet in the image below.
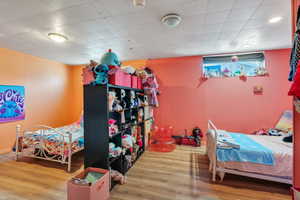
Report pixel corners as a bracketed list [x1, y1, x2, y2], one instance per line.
[208, 130, 293, 178]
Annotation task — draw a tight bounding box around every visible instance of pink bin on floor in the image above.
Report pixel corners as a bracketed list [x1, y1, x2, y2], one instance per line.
[67, 168, 110, 200]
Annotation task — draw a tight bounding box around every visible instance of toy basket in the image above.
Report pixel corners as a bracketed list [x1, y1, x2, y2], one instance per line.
[67, 168, 110, 200]
[292, 187, 300, 200]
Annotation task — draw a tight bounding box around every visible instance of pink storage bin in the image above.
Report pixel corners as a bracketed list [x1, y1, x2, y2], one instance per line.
[67, 168, 110, 200]
[292, 187, 300, 200]
[131, 76, 138, 88]
[137, 77, 143, 89]
[109, 70, 131, 87]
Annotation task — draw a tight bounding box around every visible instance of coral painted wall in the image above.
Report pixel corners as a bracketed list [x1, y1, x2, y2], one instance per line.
[147, 49, 292, 135]
[0, 48, 80, 153]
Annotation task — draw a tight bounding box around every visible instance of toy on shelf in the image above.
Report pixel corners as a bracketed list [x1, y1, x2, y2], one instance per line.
[82, 60, 98, 85]
[93, 64, 109, 85]
[108, 119, 118, 137]
[138, 67, 159, 107]
[108, 91, 116, 111]
[122, 134, 133, 152]
[101, 49, 121, 67]
[130, 91, 139, 108]
[138, 108, 144, 122]
[110, 170, 126, 185]
[121, 66, 136, 75]
[109, 143, 122, 158]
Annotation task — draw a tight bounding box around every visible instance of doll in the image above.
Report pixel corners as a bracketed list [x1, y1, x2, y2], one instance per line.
[139, 67, 159, 107]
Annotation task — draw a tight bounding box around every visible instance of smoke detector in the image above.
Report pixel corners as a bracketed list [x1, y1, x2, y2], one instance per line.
[161, 13, 182, 27]
[133, 0, 146, 7]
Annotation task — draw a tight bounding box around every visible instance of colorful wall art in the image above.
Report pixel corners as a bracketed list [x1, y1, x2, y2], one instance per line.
[0, 85, 25, 123]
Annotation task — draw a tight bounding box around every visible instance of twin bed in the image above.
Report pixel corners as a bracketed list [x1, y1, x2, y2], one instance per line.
[15, 122, 84, 172]
[207, 120, 292, 184]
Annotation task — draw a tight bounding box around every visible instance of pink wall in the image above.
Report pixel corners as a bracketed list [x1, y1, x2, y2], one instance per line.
[147, 49, 292, 135]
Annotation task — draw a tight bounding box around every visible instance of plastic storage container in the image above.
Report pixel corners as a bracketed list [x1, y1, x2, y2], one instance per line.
[292, 187, 300, 200]
[109, 70, 131, 87]
[137, 77, 143, 89]
[67, 168, 110, 200]
[131, 76, 138, 88]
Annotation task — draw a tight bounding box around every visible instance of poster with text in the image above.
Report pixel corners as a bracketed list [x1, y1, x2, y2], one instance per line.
[0, 85, 25, 123]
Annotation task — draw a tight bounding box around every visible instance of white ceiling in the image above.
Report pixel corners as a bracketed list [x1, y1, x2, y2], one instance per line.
[0, 0, 292, 65]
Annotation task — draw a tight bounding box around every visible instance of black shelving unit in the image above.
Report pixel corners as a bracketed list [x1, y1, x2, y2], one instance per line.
[84, 84, 150, 187]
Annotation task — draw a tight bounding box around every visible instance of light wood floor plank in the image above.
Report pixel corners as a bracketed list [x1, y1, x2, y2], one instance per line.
[0, 146, 291, 200]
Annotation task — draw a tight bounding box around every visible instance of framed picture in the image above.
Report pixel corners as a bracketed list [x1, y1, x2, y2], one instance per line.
[0, 85, 25, 123]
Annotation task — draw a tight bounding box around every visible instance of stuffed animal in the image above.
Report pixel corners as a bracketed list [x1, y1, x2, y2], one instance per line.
[93, 64, 109, 85]
[121, 66, 136, 74]
[108, 91, 116, 111]
[122, 134, 133, 150]
[100, 49, 121, 67]
[111, 170, 126, 184]
[82, 60, 98, 85]
[109, 142, 122, 158]
[255, 66, 268, 76]
[108, 119, 118, 137]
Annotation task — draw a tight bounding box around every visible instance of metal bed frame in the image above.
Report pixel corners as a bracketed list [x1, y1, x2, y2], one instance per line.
[15, 124, 83, 172]
[207, 120, 292, 184]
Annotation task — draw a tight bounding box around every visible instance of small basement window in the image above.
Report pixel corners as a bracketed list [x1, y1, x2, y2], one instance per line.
[202, 52, 267, 78]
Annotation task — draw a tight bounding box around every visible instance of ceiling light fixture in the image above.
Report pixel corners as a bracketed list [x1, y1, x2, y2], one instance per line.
[48, 33, 68, 43]
[133, 0, 146, 7]
[268, 16, 282, 24]
[161, 13, 182, 27]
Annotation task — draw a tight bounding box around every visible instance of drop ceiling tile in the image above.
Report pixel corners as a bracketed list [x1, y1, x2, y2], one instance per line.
[221, 20, 246, 32]
[206, 0, 235, 12]
[226, 7, 257, 21]
[39, 0, 94, 12]
[232, 0, 263, 9]
[204, 10, 230, 25]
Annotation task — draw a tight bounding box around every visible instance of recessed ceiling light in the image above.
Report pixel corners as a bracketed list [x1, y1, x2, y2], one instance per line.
[161, 13, 182, 27]
[269, 16, 282, 24]
[48, 33, 68, 43]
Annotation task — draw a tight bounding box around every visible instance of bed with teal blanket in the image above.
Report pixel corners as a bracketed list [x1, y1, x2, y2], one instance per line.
[207, 120, 292, 184]
[216, 131, 274, 165]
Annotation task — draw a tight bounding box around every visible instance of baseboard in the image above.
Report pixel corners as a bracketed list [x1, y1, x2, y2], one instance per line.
[0, 148, 12, 155]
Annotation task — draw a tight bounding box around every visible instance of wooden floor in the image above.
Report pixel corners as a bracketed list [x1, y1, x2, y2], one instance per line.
[0, 146, 291, 200]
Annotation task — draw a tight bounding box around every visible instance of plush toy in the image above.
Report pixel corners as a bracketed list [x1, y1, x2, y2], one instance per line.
[111, 170, 126, 185]
[109, 142, 122, 158]
[100, 49, 121, 67]
[122, 134, 133, 150]
[121, 66, 136, 74]
[93, 64, 109, 85]
[82, 60, 98, 85]
[108, 91, 116, 111]
[140, 67, 159, 107]
[108, 119, 118, 137]
[255, 66, 268, 76]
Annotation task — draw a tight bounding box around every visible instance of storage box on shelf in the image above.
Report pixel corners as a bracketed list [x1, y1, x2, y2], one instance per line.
[84, 84, 151, 189]
[109, 70, 131, 87]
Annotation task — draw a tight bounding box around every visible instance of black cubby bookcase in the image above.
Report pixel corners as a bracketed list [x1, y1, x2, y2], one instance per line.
[84, 84, 150, 187]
